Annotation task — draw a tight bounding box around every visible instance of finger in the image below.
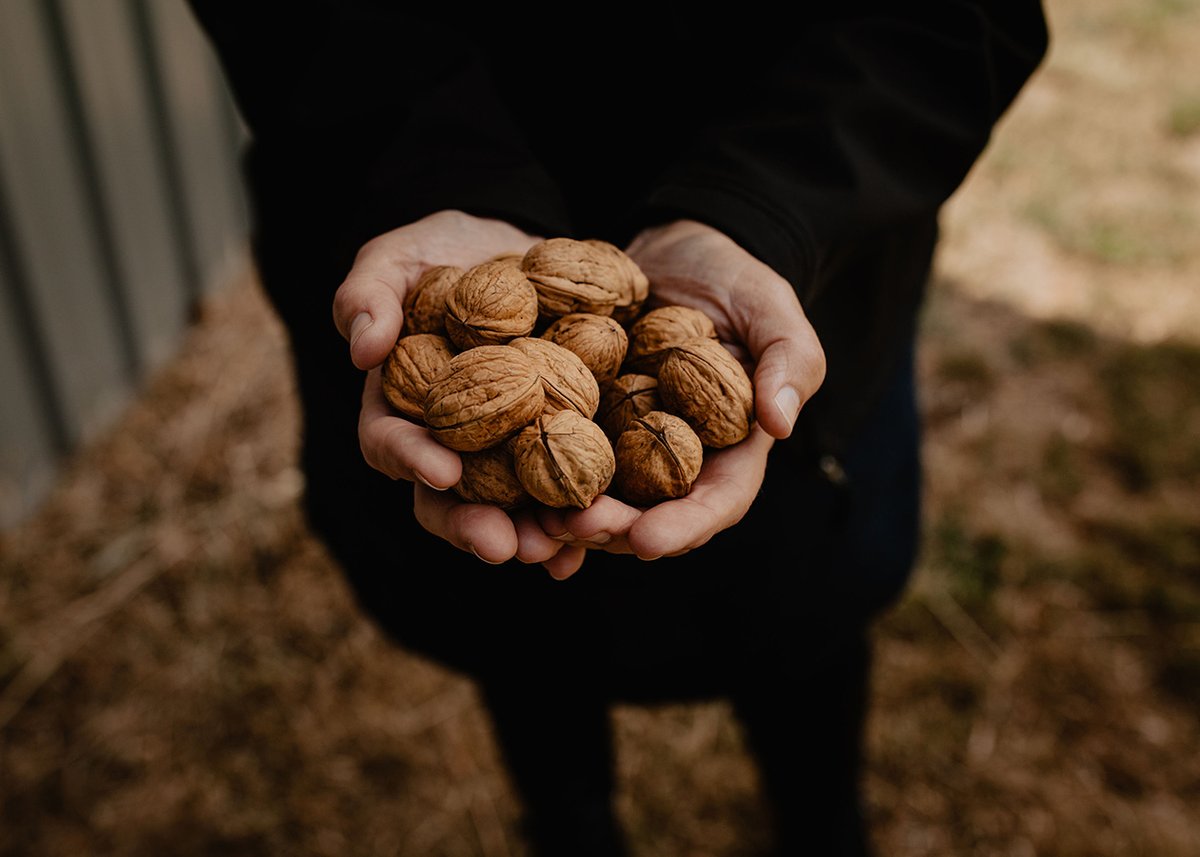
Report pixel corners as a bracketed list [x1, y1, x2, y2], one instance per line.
[543, 544, 588, 580]
[414, 483, 519, 564]
[332, 238, 416, 370]
[512, 510, 565, 564]
[739, 281, 827, 440]
[359, 370, 461, 488]
[560, 495, 643, 549]
[626, 426, 774, 559]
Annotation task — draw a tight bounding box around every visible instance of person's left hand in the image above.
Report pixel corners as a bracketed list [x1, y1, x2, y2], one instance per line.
[535, 219, 826, 577]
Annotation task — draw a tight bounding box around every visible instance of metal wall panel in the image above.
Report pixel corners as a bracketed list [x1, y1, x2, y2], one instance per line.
[0, 0, 251, 531]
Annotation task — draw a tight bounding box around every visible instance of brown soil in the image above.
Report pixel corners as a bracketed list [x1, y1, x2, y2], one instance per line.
[3, 1, 1199, 854]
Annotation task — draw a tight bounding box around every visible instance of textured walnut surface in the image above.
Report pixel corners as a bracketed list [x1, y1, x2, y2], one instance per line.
[444, 259, 539, 350]
[520, 237, 625, 320]
[582, 238, 649, 324]
[508, 337, 600, 419]
[511, 409, 615, 509]
[624, 304, 718, 374]
[614, 410, 704, 506]
[597, 373, 660, 442]
[380, 333, 456, 420]
[657, 337, 755, 448]
[454, 445, 530, 509]
[402, 265, 464, 336]
[423, 345, 545, 451]
[540, 313, 628, 386]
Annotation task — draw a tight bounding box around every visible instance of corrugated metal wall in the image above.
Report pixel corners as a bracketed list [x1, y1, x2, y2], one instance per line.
[0, 0, 250, 531]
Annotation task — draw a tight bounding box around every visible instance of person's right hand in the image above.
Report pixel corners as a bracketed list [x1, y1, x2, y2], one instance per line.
[331, 209, 592, 577]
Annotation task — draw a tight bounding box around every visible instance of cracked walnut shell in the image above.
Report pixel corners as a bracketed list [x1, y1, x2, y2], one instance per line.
[657, 337, 755, 448]
[614, 411, 703, 506]
[596, 373, 660, 442]
[380, 333, 456, 420]
[511, 409, 615, 509]
[508, 337, 600, 419]
[444, 259, 539, 350]
[423, 345, 545, 452]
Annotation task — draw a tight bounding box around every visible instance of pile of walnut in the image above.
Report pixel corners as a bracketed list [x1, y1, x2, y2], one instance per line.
[380, 236, 755, 510]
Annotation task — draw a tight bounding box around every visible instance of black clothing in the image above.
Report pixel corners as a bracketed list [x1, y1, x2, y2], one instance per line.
[188, 3, 1048, 853]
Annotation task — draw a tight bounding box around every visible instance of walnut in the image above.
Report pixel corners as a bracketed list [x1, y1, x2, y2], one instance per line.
[520, 237, 624, 321]
[596, 373, 660, 442]
[444, 259, 539, 350]
[657, 337, 755, 448]
[380, 333, 457, 420]
[508, 337, 600, 419]
[582, 239, 649, 325]
[403, 265, 464, 336]
[511, 409, 615, 509]
[454, 445, 531, 510]
[614, 411, 703, 506]
[624, 304, 718, 374]
[540, 313, 628, 386]
[423, 344, 545, 451]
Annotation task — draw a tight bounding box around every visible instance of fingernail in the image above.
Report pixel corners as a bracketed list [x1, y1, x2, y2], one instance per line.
[469, 546, 503, 565]
[349, 311, 373, 347]
[586, 533, 612, 545]
[413, 470, 445, 491]
[774, 385, 801, 428]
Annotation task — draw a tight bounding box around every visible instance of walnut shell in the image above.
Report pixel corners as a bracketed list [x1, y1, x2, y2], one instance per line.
[511, 409, 615, 509]
[423, 345, 545, 451]
[624, 305, 719, 374]
[614, 411, 704, 506]
[508, 337, 600, 419]
[540, 313, 628, 387]
[520, 237, 624, 320]
[403, 265, 464, 336]
[454, 445, 531, 510]
[596, 373, 660, 442]
[444, 259, 539, 350]
[657, 338, 755, 448]
[381, 333, 457, 420]
[583, 239, 649, 325]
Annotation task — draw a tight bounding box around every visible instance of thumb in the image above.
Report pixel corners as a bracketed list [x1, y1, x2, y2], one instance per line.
[749, 309, 826, 440]
[332, 255, 410, 371]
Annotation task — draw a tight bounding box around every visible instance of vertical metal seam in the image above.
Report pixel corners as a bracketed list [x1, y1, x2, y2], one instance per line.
[128, 0, 204, 313]
[0, 164, 72, 457]
[39, 0, 143, 382]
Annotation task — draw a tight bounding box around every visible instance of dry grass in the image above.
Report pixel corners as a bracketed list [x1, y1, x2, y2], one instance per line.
[3, 0, 1200, 854]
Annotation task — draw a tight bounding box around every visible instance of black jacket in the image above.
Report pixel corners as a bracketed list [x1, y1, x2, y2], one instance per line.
[188, 2, 1049, 688]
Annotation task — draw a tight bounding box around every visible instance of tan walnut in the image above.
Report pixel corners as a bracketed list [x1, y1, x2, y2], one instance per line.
[380, 333, 457, 420]
[403, 265, 464, 336]
[454, 445, 531, 510]
[444, 259, 539, 350]
[624, 304, 718, 374]
[520, 237, 625, 320]
[657, 337, 755, 448]
[596, 373, 660, 442]
[614, 411, 704, 506]
[511, 409, 615, 509]
[423, 345, 545, 452]
[540, 313, 628, 387]
[582, 239, 650, 325]
[508, 337, 600, 419]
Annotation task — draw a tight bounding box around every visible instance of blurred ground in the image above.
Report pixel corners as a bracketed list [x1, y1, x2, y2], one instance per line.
[2, 1, 1200, 855]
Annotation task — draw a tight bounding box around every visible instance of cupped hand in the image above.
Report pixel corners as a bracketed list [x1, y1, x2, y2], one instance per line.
[333, 210, 587, 576]
[542, 219, 826, 574]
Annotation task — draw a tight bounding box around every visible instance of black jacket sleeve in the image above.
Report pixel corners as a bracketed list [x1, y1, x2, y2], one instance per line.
[628, 3, 1050, 305]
